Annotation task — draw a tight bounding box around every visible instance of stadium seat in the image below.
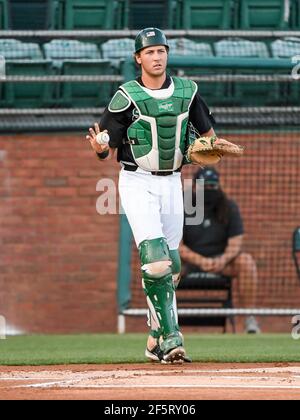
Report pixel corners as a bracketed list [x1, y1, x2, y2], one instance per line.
[293, 227, 300, 281]
[43, 39, 101, 70]
[128, 0, 173, 29]
[271, 37, 300, 104]
[215, 38, 269, 58]
[271, 37, 300, 58]
[167, 39, 225, 105]
[115, 0, 129, 29]
[214, 38, 280, 106]
[238, 0, 289, 29]
[179, 0, 232, 30]
[0, 0, 8, 29]
[177, 272, 235, 333]
[60, 60, 112, 107]
[101, 38, 135, 69]
[8, 0, 57, 29]
[64, 0, 115, 29]
[168, 38, 213, 56]
[296, 0, 300, 28]
[3, 60, 54, 108]
[0, 39, 44, 60]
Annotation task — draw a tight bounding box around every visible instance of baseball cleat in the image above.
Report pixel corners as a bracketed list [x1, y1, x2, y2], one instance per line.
[162, 346, 192, 364]
[145, 344, 164, 362]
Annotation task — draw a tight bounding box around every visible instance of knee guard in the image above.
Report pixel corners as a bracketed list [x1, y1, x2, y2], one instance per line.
[139, 238, 180, 340]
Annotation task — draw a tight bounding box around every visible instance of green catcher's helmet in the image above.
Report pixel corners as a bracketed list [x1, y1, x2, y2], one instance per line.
[135, 27, 169, 54]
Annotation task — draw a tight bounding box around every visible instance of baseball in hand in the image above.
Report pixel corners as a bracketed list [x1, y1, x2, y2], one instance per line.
[96, 132, 110, 145]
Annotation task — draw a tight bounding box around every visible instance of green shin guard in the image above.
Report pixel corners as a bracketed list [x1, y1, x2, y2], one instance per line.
[139, 238, 182, 351]
[142, 269, 178, 338]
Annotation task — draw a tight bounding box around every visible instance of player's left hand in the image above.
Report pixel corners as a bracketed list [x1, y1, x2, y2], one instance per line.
[187, 136, 244, 166]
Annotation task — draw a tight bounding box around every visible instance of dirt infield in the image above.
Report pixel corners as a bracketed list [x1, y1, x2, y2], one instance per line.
[1, 363, 300, 400]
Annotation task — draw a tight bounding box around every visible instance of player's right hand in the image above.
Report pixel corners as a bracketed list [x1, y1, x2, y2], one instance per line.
[86, 123, 109, 154]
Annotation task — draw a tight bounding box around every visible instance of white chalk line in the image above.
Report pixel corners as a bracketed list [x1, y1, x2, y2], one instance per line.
[12, 375, 300, 390]
[16, 383, 300, 390]
[2, 367, 300, 391]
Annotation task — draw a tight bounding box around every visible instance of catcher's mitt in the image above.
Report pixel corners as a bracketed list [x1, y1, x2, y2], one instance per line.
[187, 136, 244, 166]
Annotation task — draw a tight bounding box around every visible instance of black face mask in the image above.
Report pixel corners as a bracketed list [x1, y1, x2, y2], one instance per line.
[204, 189, 222, 211]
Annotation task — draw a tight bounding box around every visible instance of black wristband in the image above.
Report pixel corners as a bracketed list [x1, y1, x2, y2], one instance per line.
[96, 150, 109, 160]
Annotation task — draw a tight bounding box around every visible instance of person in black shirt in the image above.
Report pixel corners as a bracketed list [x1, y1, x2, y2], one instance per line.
[180, 167, 260, 333]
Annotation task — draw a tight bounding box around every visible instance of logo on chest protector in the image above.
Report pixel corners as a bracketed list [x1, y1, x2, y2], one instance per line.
[132, 108, 139, 121]
[158, 101, 174, 113]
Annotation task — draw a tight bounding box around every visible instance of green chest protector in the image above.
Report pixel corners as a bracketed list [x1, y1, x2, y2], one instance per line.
[109, 77, 198, 172]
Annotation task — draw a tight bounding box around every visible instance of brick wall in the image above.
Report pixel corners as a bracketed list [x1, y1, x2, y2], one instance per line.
[0, 132, 299, 334]
[0, 133, 120, 334]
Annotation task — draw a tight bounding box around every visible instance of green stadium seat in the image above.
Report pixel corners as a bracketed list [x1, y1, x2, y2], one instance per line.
[167, 40, 220, 104]
[238, 0, 289, 29]
[101, 38, 135, 59]
[271, 37, 300, 58]
[271, 37, 300, 104]
[179, 0, 232, 30]
[43, 39, 101, 70]
[168, 38, 213, 56]
[0, 39, 44, 60]
[215, 38, 269, 58]
[298, 0, 300, 28]
[214, 38, 280, 106]
[292, 0, 300, 28]
[52, 0, 65, 29]
[60, 60, 112, 107]
[0, 0, 8, 29]
[115, 0, 129, 29]
[64, 0, 115, 29]
[3, 60, 54, 108]
[101, 38, 135, 68]
[128, 0, 173, 29]
[8, 0, 57, 30]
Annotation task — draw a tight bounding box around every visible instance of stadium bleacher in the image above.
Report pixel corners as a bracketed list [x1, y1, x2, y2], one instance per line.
[43, 39, 101, 69]
[43, 39, 113, 106]
[0, 39, 44, 60]
[63, 0, 114, 30]
[101, 38, 135, 69]
[61, 59, 112, 107]
[2, 0, 299, 30]
[271, 36, 300, 103]
[0, 1, 299, 119]
[8, 0, 57, 30]
[180, 0, 232, 29]
[128, 0, 172, 29]
[0, 0, 8, 29]
[237, 0, 290, 30]
[3, 60, 54, 108]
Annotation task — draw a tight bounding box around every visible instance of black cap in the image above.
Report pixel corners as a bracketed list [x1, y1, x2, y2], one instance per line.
[193, 167, 220, 185]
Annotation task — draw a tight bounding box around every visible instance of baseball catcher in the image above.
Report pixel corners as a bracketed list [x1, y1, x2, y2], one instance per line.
[86, 28, 244, 364]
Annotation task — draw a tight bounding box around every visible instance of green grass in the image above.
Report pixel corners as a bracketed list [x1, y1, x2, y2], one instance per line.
[0, 334, 299, 366]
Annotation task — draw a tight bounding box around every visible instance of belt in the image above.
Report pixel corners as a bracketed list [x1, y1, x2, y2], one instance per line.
[123, 164, 180, 176]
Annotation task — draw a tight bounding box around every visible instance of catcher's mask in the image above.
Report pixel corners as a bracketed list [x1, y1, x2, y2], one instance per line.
[135, 27, 169, 54]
